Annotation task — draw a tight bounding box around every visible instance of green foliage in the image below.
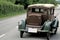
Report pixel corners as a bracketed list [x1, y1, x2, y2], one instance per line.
[37, 0, 57, 5]
[0, 0, 16, 3]
[17, 0, 57, 9]
[0, 1, 24, 17]
[7, 0, 16, 3]
[18, 0, 57, 4]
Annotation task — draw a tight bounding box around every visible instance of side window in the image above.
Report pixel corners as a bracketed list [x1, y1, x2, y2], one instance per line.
[51, 9, 53, 15]
[48, 10, 50, 15]
[48, 9, 53, 15]
[44, 9, 47, 14]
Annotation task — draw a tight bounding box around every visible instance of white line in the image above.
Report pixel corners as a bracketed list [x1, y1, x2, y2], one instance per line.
[0, 34, 5, 38]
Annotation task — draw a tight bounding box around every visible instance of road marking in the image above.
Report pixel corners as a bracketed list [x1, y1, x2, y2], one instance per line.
[0, 34, 5, 38]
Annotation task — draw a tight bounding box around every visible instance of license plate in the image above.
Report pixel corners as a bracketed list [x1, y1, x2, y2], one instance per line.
[28, 28, 37, 33]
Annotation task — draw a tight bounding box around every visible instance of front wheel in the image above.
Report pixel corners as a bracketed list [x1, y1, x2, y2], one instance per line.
[20, 31, 24, 38]
[47, 33, 50, 40]
[54, 28, 57, 34]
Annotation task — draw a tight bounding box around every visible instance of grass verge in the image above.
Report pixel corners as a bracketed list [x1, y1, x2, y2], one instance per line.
[0, 10, 26, 20]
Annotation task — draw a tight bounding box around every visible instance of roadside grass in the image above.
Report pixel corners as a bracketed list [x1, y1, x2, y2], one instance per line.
[0, 10, 26, 20]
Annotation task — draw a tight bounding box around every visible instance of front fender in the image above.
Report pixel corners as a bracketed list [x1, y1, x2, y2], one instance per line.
[43, 20, 52, 30]
[51, 18, 59, 28]
[18, 20, 26, 30]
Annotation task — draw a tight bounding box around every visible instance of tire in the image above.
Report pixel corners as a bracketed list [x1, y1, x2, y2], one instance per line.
[54, 28, 57, 34]
[47, 33, 50, 40]
[20, 31, 24, 38]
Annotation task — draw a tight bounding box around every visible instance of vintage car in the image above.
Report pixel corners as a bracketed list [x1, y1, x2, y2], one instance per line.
[18, 4, 59, 40]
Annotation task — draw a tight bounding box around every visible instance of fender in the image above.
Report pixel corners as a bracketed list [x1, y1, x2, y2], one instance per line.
[43, 20, 52, 30]
[43, 18, 59, 31]
[51, 18, 59, 28]
[18, 20, 26, 30]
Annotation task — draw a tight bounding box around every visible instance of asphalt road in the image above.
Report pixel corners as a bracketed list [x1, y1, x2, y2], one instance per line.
[0, 6, 60, 40]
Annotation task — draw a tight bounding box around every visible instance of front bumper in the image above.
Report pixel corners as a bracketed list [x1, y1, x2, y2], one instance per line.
[19, 27, 49, 33]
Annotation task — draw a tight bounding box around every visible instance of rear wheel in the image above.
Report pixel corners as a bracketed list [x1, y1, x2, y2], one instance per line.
[20, 31, 24, 38]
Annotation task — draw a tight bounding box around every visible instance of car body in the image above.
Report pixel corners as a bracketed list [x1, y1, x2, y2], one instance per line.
[18, 4, 59, 40]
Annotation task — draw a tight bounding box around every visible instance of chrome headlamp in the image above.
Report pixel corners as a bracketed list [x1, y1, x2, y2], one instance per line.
[18, 20, 23, 25]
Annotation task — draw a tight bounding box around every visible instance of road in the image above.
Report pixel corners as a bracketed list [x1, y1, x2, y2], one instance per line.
[0, 6, 60, 40]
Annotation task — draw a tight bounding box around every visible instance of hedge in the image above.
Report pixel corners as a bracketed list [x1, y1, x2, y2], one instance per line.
[0, 0, 16, 3]
[0, 1, 24, 15]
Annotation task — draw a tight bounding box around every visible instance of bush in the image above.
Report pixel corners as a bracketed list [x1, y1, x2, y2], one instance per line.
[0, 1, 24, 15]
[0, 0, 16, 3]
[16, 0, 57, 9]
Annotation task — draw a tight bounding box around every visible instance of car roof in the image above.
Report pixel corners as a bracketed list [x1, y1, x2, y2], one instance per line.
[28, 4, 55, 8]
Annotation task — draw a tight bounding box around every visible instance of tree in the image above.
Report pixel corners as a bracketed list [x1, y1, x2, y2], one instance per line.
[15, 0, 57, 9]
